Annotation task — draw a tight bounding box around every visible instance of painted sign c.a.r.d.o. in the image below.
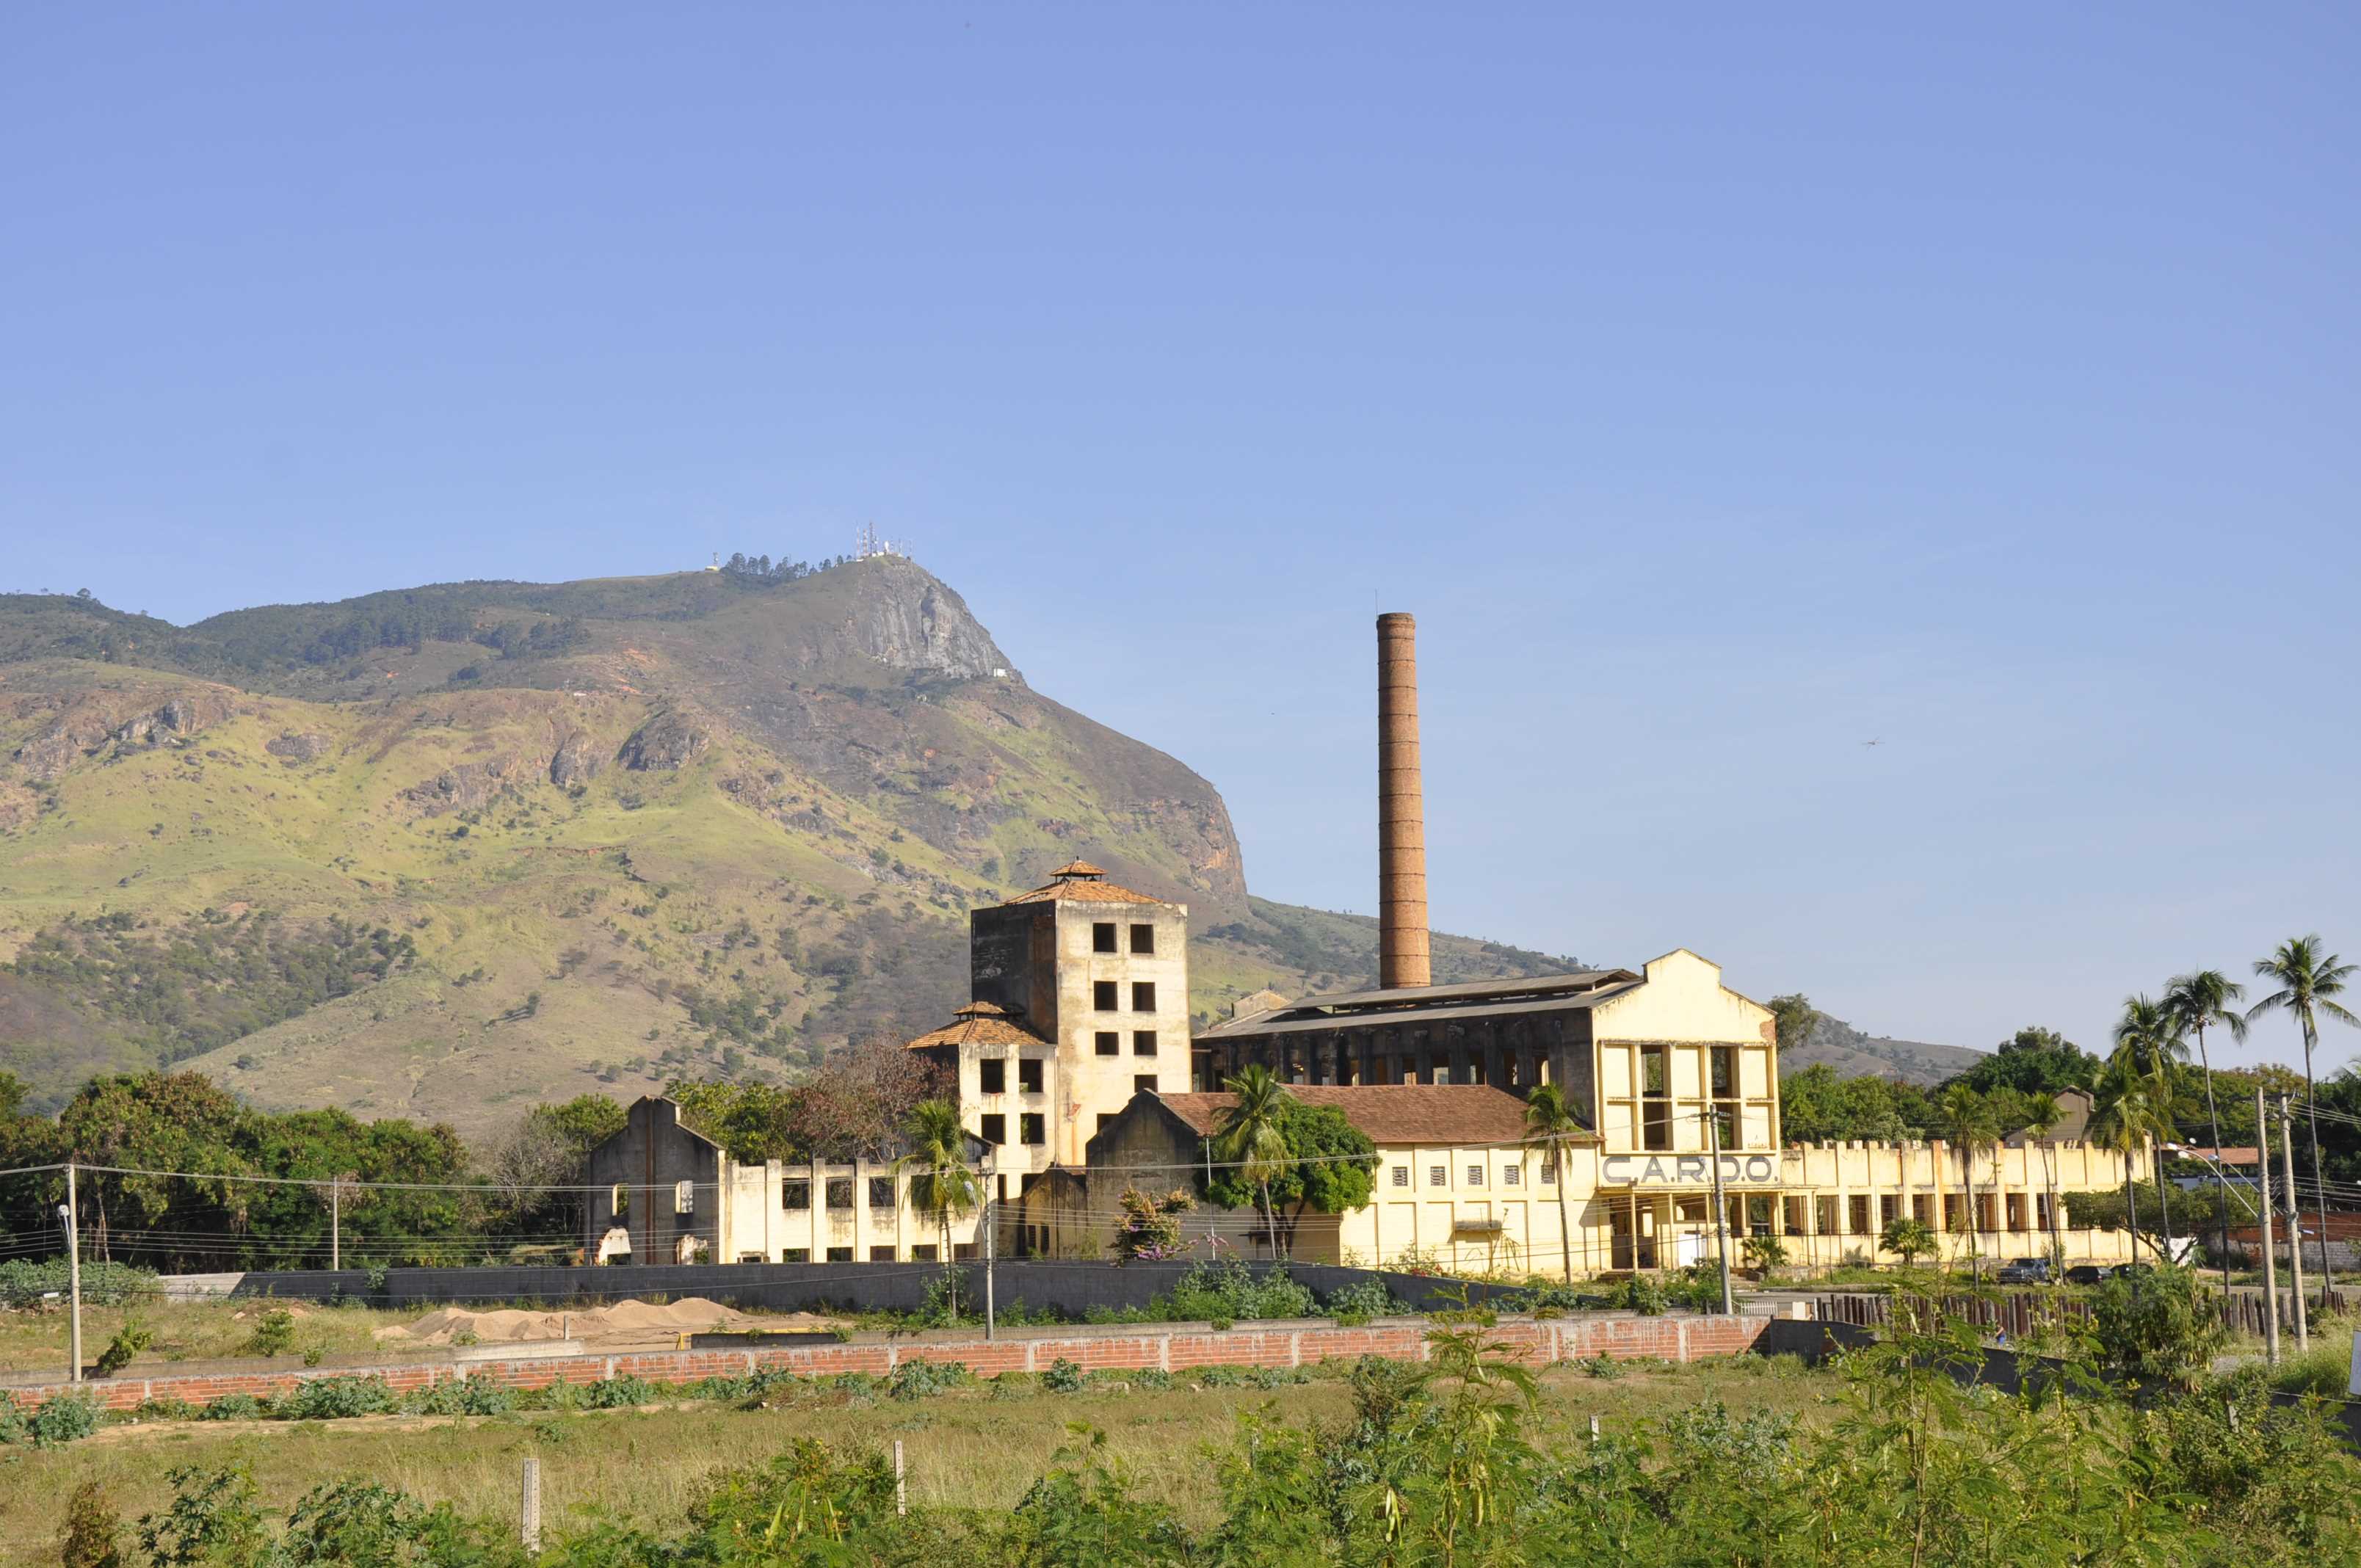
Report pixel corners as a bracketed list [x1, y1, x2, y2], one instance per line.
[1600, 1153, 1780, 1187]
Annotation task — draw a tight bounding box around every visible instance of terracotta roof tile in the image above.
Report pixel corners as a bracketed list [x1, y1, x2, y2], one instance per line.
[904, 1004, 1048, 1050]
[1050, 859, 1107, 877]
[1003, 876, 1165, 906]
[1154, 1085, 1576, 1148]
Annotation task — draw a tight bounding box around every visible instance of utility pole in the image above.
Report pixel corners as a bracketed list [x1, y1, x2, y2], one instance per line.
[330, 1180, 341, 1274]
[2280, 1095, 2308, 1351]
[64, 1163, 83, 1384]
[982, 1163, 997, 1342]
[1706, 1108, 1734, 1315]
[2256, 1086, 2280, 1365]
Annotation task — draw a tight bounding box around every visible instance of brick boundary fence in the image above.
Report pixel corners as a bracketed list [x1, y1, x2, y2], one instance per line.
[7, 1313, 1769, 1413]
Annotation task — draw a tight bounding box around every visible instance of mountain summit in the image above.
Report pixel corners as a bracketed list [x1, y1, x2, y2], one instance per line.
[0, 558, 1576, 1135]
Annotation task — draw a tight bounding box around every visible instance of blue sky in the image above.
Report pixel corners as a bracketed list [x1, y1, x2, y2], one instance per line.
[5, 6, 2357, 1072]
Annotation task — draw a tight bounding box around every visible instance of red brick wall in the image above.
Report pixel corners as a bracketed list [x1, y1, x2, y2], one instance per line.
[8, 1313, 1768, 1413]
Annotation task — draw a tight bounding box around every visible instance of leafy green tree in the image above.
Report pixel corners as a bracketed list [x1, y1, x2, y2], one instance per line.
[1777, 1064, 1928, 1143]
[2249, 934, 2358, 1286]
[1767, 992, 1822, 1056]
[2091, 1263, 2222, 1392]
[896, 1099, 979, 1315]
[1937, 1084, 2001, 1278]
[1522, 1083, 1585, 1282]
[1205, 1085, 1377, 1257]
[1881, 1213, 1937, 1268]
[1944, 1026, 2102, 1099]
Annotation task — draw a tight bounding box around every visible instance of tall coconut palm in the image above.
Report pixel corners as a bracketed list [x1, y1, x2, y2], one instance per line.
[2089, 1067, 2163, 1265]
[1523, 1084, 1585, 1283]
[2111, 995, 2186, 1257]
[897, 1098, 980, 1316]
[1938, 1084, 2001, 1280]
[2017, 1092, 2067, 1268]
[2249, 935, 2359, 1290]
[1214, 1065, 1294, 1260]
[2163, 970, 2247, 1286]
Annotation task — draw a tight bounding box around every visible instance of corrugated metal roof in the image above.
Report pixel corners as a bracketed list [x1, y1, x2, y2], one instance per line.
[1196, 980, 1644, 1039]
[1154, 1084, 1569, 1147]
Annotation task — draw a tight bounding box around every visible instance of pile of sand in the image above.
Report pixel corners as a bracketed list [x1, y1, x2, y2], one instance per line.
[375, 1296, 829, 1346]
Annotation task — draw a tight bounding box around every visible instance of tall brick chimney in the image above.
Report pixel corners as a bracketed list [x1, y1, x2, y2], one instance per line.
[1377, 611, 1430, 989]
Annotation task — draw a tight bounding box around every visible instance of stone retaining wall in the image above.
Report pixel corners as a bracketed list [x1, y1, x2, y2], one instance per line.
[9, 1312, 1769, 1412]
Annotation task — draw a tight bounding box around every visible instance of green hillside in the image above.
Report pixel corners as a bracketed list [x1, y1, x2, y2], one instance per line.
[0, 559, 1589, 1139]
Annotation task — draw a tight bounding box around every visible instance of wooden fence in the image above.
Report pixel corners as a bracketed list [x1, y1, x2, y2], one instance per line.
[1816, 1288, 2351, 1340]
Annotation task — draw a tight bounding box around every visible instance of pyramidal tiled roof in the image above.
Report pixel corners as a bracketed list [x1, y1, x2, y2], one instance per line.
[904, 1001, 1049, 1050]
[1003, 859, 1166, 906]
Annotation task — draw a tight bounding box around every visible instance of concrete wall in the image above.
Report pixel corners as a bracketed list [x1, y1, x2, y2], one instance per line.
[582, 1098, 725, 1265]
[1047, 900, 1192, 1167]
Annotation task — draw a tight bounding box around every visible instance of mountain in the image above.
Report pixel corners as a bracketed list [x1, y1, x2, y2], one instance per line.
[0, 559, 1576, 1139]
[1781, 1013, 1986, 1086]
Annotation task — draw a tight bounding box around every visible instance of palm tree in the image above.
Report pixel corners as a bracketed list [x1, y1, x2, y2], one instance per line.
[897, 1099, 980, 1316]
[2249, 935, 2359, 1291]
[2089, 1067, 2162, 1264]
[1214, 1065, 1294, 1260]
[1881, 1214, 1937, 1271]
[1938, 1085, 2001, 1280]
[2015, 1092, 2067, 1269]
[1523, 1084, 1585, 1283]
[2163, 970, 2246, 1285]
[2111, 995, 2186, 1257]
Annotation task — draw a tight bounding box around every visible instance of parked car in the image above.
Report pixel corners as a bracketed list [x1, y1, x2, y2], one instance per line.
[1996, 1257, 2053, 1285]
[2062, 1264, 2113, 1286]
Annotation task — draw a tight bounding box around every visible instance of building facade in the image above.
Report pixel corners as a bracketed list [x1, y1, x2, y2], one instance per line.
[581, 1096, 993, 1265]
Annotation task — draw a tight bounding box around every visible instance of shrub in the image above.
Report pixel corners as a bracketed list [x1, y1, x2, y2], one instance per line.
[1611, 1274, 1668, 1316]
[586, 1373, 659, 1409]
[58, 1481, 121, 1568]
[888, 1357, 976, 1401]
[1131, 1368, 1174, 1391]
[402, 1375, 515, 1417]
[27, 1393, 101, 1448]
[1666, 1267, 1731, 1313]
[2092, 1265, 2222, 1393]
[274, 1376, 396, 1421]
[1580, 1352, 1626, 1379]
[200, 1393, 264, 1421]
[95, 1321, 153, 1377]
[137, 1466, 268, 1568]
[134, 1397, 199, 1423]
[1324, 1277, 1410, 1325]
[0, 1260, 159, 1309]
[242, 1309, 297, 1358]
[1042, 1358, 1087, 1393]
[1162, 1260, 1316, 1324]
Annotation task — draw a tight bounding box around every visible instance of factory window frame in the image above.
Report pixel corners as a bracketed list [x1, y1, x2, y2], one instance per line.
[870, 1246, 896, 1262]
[611, 1184, 630, 1220]
[1392, 1166, 1410, 1188]
[2006, 1193, 2028, 1233]
[1020, 1113, 1045, 1146]
[2035, 1193, 2055, 1232]
[1912, 1194, 1934, 1226]
[783, 1180, 810, 1211]
[826, 1178, 855, 1210]
[979, 1059, 1006, 1095]
[1814, 1195, 1838, 1234]
[1428, 1165, 1447, 1188]
[1882, 1195, 1900, 1229]
[868, 1177, 896, 1210]
[980, 1114, 1006, 1146]
[738, 1252, 764, 1264]
[1784, 1195, 1807, 1234]
[1641, 1045, 1672, 1151]
[1710, 1046, 1741, 1149]
[782, 1248, 809, 1263]
[1466, 1164, 1485, 1187]
[1541, 1160, 1558, 1185]
[1092, 922, 1118, 954]
[1095, 1031, 1120, 1056]
[1976, 1193, 1998, 1233]
[1676, 1196, 1708, 1223]
[911, 1244, 938, 1262]
[1134, 1074, 1157, 1093]
[1711, 1104, 1738, 1152]
[1133, 1030, 1157, 1056]
[1851, 1195, 1872, 1235]
[1942, 1195, 1963, 1232]
[826, 1246, 852, 1263]
[1131, 981, 1156, 1012]
[1502, 1164, 1521, 1186]
[1129, 923, 1155, 954]
[1019, 1059, 1044, 1094]
[675, 1180, 694, 1216]
[1094, 981, 1120, 1011]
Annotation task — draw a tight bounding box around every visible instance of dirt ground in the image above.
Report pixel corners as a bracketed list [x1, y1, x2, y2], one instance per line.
[375, 1296, 838, 1350]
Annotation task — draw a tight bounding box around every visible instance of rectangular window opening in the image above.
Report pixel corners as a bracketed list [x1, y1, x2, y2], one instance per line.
[979, 1059, 1006, 1095]
[869, 1246, 896, 1262]
[980, 1113, 1006, 1145]
[826, 1178, 855, 1210]
[1131, 981, 1156, 1012]
[1134, 1074, 1157, 1093]
[825, 1246, 852, 1263]
[1095, 1031, 1120, 1056]
[1428, 1165, 1446, 1188]
[782, 1247, 810, 1263]
[1093, 980, 1120, 1011]
[783, 1180, 810, 1211]
[1020, 1113, 1045, 1146]
[1128, 923, 1154, 954]
[1132, 1030, 1157, 1056]
[1092, 922, 1118, 954]
[1019, 1058, 1044, 1093]
[868, 1176, 896, 1210]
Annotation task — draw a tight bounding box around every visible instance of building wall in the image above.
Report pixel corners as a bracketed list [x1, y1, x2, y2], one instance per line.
[1044, 901, 1192, 1166]
[582, 1098, 726, 1265]
[1592, 951, 1780, 1155]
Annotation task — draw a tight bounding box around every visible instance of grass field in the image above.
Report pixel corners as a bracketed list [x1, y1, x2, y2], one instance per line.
[0, 1301, 442, 1376]
[0, 1357, 1825, 1563]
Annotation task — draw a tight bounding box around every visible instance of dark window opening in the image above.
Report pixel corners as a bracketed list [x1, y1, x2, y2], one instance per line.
[1128, 923, 1154, 954]
[979, 1059, 1006, 1095]
[1018, 1057, 1043, 1093]
[980, 1113, 1006, 1145]
[1020, 1113, 1045, 1145]
[911, 1244, 939, 1262]
[1095, 1031, 1120, 1056]
[1641, 1045, 1672, 1152]
[783, 1247, 810, 1263]
[868, 1177, 896, 1209]
[825, 1246, 852, 1262]
[870, 1246, 896, 1262]
[1094, 981, 1119, 1011]
[1098, 1113, 1117, 1133]
[1133, 1030, 1156, 1056]
[1092, 922, 1118, 953]
[1134, 1074, 1157, 1093]
[783, 1180, 810, 1211]
[825, 1178, 855, 1210]
[1131, 981, 1156, 1012]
